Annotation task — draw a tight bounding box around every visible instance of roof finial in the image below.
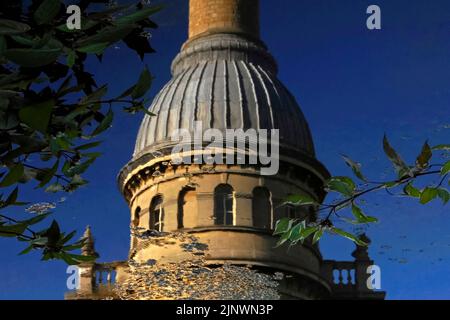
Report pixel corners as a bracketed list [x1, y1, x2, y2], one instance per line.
[81, 225, 99, 259]
[351, 233, 372, 261]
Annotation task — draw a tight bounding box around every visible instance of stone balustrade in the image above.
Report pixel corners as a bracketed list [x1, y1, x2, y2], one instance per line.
[67, 256, 384, 300]
[93, 263, 119, 285]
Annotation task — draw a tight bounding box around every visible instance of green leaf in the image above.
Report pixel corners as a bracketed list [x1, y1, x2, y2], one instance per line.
[350, 204, 365, 222]
[62, 242, 85, 251]
[342, 155, 367, 181]
[60, 231, 76, 245]
[432, 144, 450, 151]
[442, 161, 450, 176]
[383, 135, 410, 177]
[68, 174, 88, 188]
[57, 252, 79, 265]
[58, 83, 83, 97]
[50, 134, 71, 155]
[76, 42, 109, 54]
[351, 204, 378, 224]
[68, 253, 97, 262]
[4, 48, 61, 67]
[326, 176, 356, 196]
[283, 194, 316, 207]
[63, 105, 89, 122]
[273, 217, 292, 235]
[61, 253, 96, 265]
[0, 223, 27, 237]
[416, 141, 432, 169]
[66, 156, 95, 176]
[80, 85, 108, 105]
[74, 141, 102, 151]
[41, 251, 53, 261]
[36, 36, 63, 50]
[20, 213, 51, 227]
[288, 221, 305, 243]
[16, 235, 31, 242]
[0, 19, 31, 35]
[437, 188, 449, 205]
[45, 183, 64, 193]
[0, 110, 19, 130]
[420, 187, 439, 204]
[17, 168, 36, 185]
[57, 75, 73, 95]
[92, 108, 113, 136]
[0, 164, 24, 187]
[115, 5, 163, 25]
[37, 160, 59, 188]
[5, 187, 19, 206]
[275, 229, 292, 248]
[19, 100, 54, 132]
[30, 237, 49, 246]
[116, 84, 135, 99]
[0, 36, 6, 54]
[331, 227, 367, 246]
[44, 220, 61, 246]
[33, 0, 61, 25]
[10, 35, 36, 47]
[141, 107, 156, 117]
[404, 182, 421, 198]
[301, 226, 319, 241]
[75, 25, 134, 48]
[66, 50, 76, 68]
[82, 152, 102, 159]
[341, 218, 365, 226]
[19, 245, 34, 255]
[312, 228, 324, 244]
[55, 132, 72, 150]
[131, 66, 152, 99]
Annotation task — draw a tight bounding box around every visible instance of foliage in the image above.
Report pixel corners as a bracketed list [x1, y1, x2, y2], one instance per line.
[0, 0, 160, 263]
[276, 136, 449, 247]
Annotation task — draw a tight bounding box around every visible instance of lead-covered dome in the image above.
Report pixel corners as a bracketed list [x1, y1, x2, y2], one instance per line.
[133, 34, 315, 160]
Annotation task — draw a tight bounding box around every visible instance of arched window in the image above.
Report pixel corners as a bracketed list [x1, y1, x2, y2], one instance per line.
[149, 195, 164, 231]
[252, 187, 271, 229]
[133, 207, 141, 227]
[214, 184, 234, 225]
[178, 187, 197, 229]
[287, 205, 296, 219]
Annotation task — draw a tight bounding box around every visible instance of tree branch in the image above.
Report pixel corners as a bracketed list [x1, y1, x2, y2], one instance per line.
[320, 169, 442, 224]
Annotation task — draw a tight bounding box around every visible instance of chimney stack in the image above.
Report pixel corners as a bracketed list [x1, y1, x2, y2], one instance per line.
[188, 0, 260, 41]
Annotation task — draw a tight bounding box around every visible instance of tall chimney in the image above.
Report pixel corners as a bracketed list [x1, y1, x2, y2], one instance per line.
[188, 0, 260, 40]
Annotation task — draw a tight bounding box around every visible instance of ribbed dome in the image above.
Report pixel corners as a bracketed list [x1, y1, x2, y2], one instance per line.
[133, 34, 315, 160]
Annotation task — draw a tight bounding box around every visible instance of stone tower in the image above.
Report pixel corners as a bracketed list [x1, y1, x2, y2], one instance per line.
[118, 0, 329, 299]
[68, 0, 385, 300]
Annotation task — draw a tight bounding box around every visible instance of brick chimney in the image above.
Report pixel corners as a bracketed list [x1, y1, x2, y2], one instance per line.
[188, 0, 260, 40]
